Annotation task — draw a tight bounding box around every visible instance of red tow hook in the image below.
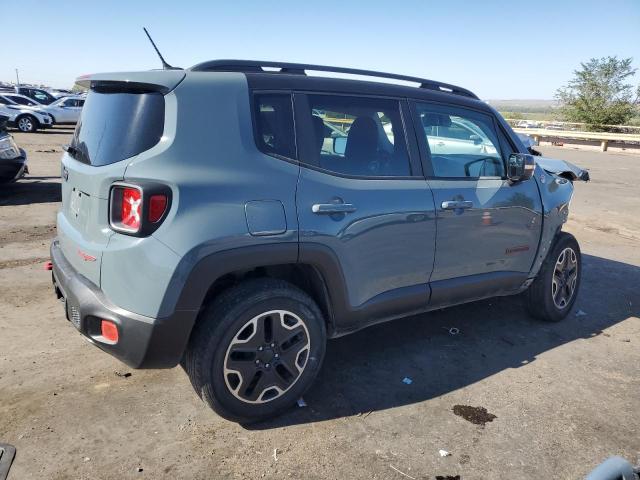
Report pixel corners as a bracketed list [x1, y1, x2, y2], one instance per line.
[44, 261, 53, 271]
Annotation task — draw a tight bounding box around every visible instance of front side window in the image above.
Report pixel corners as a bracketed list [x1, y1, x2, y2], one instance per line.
[32, 91, 49, 103]
[301, 95, 411, 177]
[254, 94, 296, 159]
[415, 103, 505, 178]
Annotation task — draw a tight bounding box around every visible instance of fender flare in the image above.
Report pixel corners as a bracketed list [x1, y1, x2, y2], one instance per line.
[160, 242, 352, 339]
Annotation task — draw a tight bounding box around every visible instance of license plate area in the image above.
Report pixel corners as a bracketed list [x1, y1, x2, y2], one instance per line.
[69, 188, 84, 218]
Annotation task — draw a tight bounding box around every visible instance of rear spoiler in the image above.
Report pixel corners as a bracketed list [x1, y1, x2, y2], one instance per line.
[76, 70, 186, 94]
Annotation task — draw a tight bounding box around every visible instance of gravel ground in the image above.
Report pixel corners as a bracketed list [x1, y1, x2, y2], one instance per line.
[0, 127, 638, 479]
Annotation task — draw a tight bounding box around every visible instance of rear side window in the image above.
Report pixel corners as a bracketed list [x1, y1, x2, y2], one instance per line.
[69, 90, 164, 166]
[300, 95, 410, 177]
[254, 94, 296, 159]
[415, 102, 505, 178]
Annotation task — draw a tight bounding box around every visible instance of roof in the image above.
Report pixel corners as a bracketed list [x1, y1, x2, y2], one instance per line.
[190, 59, 480, 101]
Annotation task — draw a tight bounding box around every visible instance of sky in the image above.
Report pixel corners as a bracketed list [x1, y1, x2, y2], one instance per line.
[2, 0, 639, 99]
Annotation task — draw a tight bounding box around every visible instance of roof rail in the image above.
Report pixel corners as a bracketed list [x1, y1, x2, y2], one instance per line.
[190, 59, 479, 99]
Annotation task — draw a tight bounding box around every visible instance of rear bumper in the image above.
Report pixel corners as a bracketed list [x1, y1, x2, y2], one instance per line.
[50, 239, 193, 368]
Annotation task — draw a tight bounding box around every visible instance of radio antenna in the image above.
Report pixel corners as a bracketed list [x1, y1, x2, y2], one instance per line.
[143, 27, 178, 70]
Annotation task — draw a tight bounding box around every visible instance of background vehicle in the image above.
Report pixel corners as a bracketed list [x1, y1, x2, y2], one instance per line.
[546, 121, 564, 130]
[41, 96, 85, 124]
[0, 97, 53, 132]
[0, 93, 41, 107]
[15, 86, 57, 105]
[0, 114, 28, 182]
[51, 61, 588, 423]
[515, 119, 541, 128]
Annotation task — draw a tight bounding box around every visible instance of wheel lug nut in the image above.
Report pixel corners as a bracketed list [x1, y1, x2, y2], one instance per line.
[274, 353, 279, 358]
[265, 363, 270, 368]
[255, 360, 260, 365]
[258, 346, 263, 351]
[270, 343, 275, 348]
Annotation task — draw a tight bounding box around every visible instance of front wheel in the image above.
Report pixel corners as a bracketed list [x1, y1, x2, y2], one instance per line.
[525, 232, 581, 322]
[183, 279, 326, 423]
[17, 115, 38, 133]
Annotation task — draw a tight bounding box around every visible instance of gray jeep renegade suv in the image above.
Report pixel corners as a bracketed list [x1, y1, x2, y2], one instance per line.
[51, 60, 588, 422]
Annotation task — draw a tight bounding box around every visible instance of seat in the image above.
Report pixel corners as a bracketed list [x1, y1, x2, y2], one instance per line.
[344, 116, 379, 175]
[311, 115, 328, 154]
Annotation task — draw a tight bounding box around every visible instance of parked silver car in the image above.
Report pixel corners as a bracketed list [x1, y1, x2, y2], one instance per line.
[41, 96, 85, 124]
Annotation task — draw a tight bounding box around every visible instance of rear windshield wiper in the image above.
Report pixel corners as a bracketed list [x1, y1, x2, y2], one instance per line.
[62, 144, 89, 164]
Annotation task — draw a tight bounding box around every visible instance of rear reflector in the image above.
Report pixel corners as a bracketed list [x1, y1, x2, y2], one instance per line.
[148, 194, 168, 223]
[101, 320, 119, 343]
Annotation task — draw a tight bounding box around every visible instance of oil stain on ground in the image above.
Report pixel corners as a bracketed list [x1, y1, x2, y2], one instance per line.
[452, 405, 497, 426]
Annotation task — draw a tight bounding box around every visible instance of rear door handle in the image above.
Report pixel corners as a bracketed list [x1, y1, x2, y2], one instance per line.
[441, 200, 473, 210]
[312, 203, 357, 214]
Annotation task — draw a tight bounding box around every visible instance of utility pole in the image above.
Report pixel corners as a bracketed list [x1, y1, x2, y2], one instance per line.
[15, 69, 20, 87]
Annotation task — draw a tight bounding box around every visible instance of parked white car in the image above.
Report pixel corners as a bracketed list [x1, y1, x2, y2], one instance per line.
[0, 93, 83, 125]
[0, 96, 53, 132]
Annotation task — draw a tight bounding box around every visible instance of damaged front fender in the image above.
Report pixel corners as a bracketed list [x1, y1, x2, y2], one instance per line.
[526, 164, 578, 283]
[535, 156, 590, 182]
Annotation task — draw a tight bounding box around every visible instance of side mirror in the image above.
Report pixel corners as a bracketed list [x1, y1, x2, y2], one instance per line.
[0, 114, 8, 132]
[507, 153, 535, 182]
[469, 134, 482, 145]
[333, 136, 347, 155]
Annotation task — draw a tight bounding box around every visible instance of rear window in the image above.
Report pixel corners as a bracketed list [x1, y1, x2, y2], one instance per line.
[69, 90, 164, 166]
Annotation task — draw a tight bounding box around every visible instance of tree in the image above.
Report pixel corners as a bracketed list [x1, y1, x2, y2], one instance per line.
[71, 83, 87, 93]
[555, 56, 639, 130]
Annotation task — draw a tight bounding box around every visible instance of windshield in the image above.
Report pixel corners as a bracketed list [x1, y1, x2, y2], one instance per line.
[68, 90, 164, 166]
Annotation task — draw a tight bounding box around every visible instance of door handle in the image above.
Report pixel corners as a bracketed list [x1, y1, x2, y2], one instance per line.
[441, 200, 473, 210]
[312, 203, 357, 214]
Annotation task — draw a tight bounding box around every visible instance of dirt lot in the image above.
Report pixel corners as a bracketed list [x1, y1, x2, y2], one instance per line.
[1, 127, 638, 479]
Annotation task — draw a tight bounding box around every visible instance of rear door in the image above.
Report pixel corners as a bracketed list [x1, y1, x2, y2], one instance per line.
[58, 86, 167, 285]
[294, 93, 436, 330]
[411, 101, 542, 303]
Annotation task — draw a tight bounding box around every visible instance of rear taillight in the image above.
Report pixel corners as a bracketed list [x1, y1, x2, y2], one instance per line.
[121, 187, 142, 230]
[109, 183, 171, 236]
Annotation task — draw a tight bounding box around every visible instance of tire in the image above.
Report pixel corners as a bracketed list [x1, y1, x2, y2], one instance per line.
[17, 115, 38, 133]
[183, 278, 326, 423]
[525, 232, 581, 322]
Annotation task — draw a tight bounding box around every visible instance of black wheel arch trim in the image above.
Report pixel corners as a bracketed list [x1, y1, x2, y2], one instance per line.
[168, 242, 433, 340]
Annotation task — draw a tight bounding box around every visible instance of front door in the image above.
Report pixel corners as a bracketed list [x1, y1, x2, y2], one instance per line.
[412, 101, 542, 303]
[294, 93, 436, 331]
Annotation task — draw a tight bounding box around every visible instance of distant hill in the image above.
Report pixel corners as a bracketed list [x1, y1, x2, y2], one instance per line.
[486, 99, 558, 111]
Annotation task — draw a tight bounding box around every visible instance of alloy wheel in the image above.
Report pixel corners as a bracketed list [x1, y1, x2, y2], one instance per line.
[223, 310, 311, 404]
[551, 247, 578, 309]
[18, 117, 34, 132]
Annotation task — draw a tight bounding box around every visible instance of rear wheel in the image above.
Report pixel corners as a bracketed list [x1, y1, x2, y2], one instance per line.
[17, 115, 38, 133]
[183, 279, 326, 423]
[525, 232, 581, 322]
